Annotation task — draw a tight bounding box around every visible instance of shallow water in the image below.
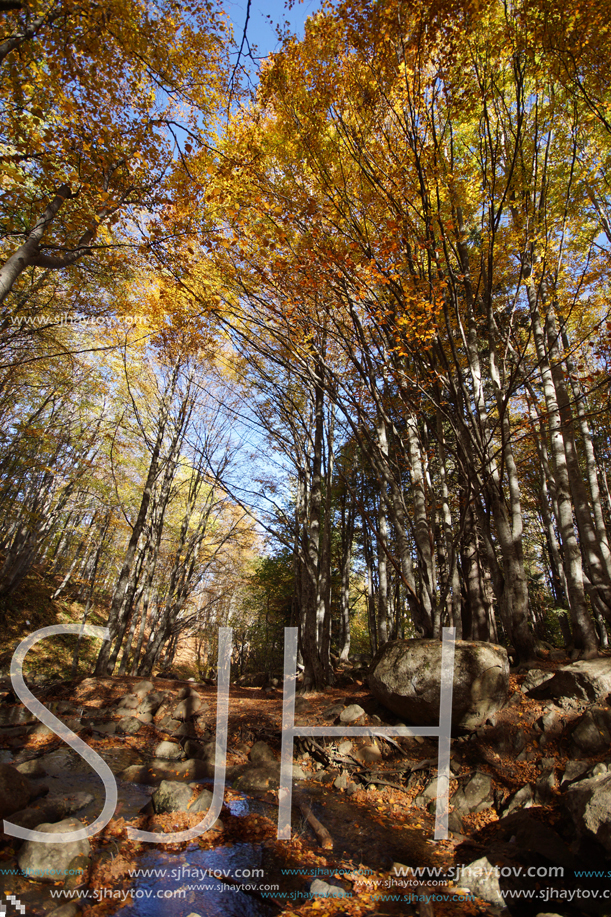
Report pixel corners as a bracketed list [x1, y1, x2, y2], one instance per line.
[112, 844, 274, 917]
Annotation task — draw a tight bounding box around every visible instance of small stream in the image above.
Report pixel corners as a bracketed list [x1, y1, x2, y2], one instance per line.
[113, 843, 273, 917]
[2, 741, 447, 917]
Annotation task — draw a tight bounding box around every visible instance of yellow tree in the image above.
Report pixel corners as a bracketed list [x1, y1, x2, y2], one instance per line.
[0, 0, 229, 308]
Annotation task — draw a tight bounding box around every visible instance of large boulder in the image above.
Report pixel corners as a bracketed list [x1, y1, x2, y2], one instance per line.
[565, 772, 611, 855]
[17, 817, 90, 881]
[0, 762, 34, 820]
[527, 658, 611, 703]
[368, 639, 509, 730]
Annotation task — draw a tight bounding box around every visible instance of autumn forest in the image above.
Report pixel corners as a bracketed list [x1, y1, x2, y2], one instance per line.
[2, 0, 611, 688]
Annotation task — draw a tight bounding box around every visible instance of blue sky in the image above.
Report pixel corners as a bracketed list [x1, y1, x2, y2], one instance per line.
[226, 0, 323, 64]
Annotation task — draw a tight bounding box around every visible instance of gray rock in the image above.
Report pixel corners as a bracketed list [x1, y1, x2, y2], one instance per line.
[153, 741, 184, 761]
[497, 811, 578, 871]
[116, 693, 140, 710]
[120, 758, 213, 785]
[561, 761, 589, 787]
[189, 787, 214, 813]
[310, 878, 348, 898]
[152, 780, 194, 813]
[339, 704, 366, 724]
[9, 792, 93, 829]
[337, 741, 353, 755]
[93, 723, 116, 735]
[138, 691, 165, 715]
[29, 723, 56, 737]
[513, 729, 526, 753]
[294, 696, 312, 714]
[540, 705, 563, 738]
[452, 772, 494, 815]
[16, 759, 47, 778]
[132, 680, 155, 697]
[527, 658, 611, 703]
[0, 762, 34, 820]
[354, 741, 382, 764]
[0, 707, 37, 725]
[455, 856, 504, 906]
[521, 669, 554, 693]
[249, 741, 276, 765]
[571, 707, 611, 756]
[422, 776, 440, 799]
[173, 695, 203, 720]
[17, 817, 90, 881]
[501, 784, 534, 815]
[369, 639, 509, 730]
[171, 721, 197, 738]
[565, 772, 611, 854]
[334, 773, 348, 790]
[184, 739, 215, 761]
[47, 904, 81, 917]
[234, 764, 280, 792]
[534, 766, 557, 804]
[116, 716, 143, 736]
[322, 704, 346, 721]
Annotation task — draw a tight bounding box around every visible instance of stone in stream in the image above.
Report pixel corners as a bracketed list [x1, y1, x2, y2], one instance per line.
[120, 758, 213, 785]
[153, 740, 184, 760]
[17, 817, 90, 881]
[455, 856, 505, 906]
[152, 781, 218, 824]
[369, 639, 509, 730]
[16, 759, 47, 778]
[0, 762, 35, 820]
[310, 878, 348, 898]
[47, 905, 80, 917]
[248, 741, 275, 765]
[233, 762, 305, 792]
[8, 792, 94, 830]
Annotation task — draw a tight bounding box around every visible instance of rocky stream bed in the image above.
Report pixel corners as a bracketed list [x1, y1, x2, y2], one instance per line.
[2, 653, 611, 917]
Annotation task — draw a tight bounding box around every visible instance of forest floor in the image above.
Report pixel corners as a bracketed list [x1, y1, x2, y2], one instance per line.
[1, 647, 610, 917]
